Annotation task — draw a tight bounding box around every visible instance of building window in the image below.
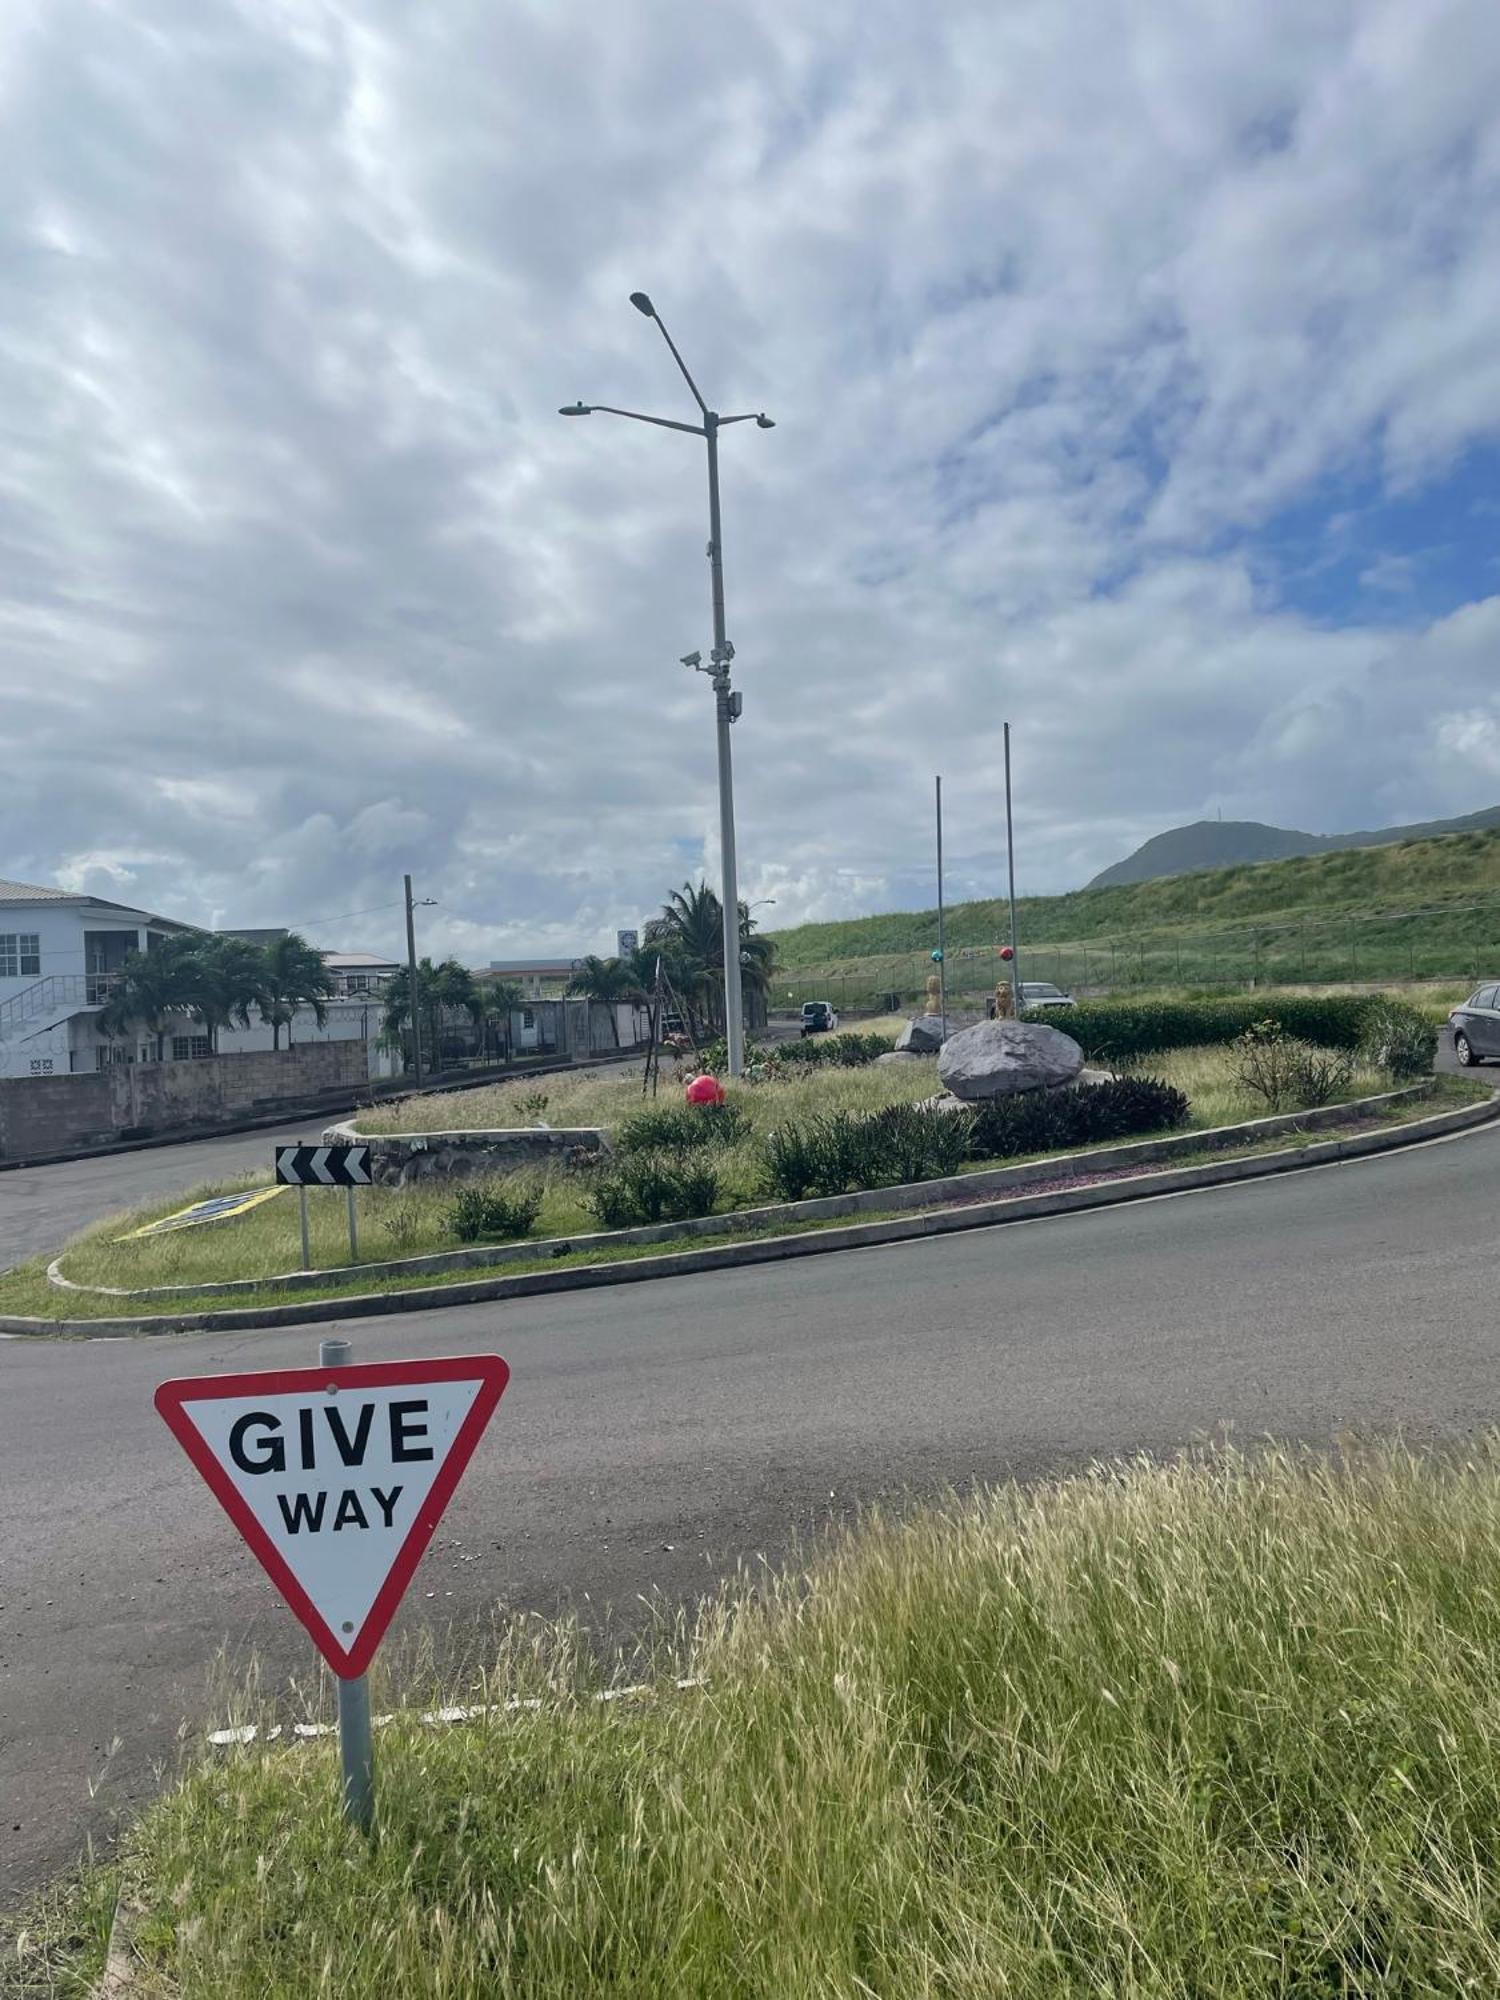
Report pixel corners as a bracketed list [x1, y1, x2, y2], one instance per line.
[521, 1008, 535, 1029]
[0, 933, 41, 978]
[171, 1035, 212, 1060]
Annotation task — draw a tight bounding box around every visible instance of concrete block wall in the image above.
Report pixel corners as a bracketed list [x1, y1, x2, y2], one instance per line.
[0, 1040, 371, 1161]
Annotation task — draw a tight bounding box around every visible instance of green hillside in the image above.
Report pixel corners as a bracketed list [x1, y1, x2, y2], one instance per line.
[767, 824, 1500, 1008]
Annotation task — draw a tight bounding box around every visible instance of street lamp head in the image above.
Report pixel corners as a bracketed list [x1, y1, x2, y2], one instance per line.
[628, 291, 656, 318]
[558, 402, 591, 417]
[755, 413, 775, 429]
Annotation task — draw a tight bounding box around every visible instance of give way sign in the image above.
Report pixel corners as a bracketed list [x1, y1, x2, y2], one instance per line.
[154, 1354, 510, 1677]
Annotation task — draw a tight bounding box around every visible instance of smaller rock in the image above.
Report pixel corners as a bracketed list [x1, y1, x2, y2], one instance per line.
[895, 1013, 948, 1054]
[876, 1049, 928, 1066]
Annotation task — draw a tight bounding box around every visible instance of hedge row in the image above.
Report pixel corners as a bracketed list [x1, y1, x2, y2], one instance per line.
[1028, 993, 1405, 1062]
[969, 1074, 1190, 1159]
[761, 1074, 1191, 1201]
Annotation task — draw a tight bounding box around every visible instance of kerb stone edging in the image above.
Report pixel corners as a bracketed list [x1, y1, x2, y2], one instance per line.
[7, 1086, 1496, 1339]
[47, 1084, 1435, 1304]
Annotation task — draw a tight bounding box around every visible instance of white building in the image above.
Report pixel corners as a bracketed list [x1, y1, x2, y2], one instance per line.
[0, 878, 202, 1078]
[0, 880, 399, 1080]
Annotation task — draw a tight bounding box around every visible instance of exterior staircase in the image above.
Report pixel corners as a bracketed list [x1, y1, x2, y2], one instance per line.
[0, 974, 117, 1043]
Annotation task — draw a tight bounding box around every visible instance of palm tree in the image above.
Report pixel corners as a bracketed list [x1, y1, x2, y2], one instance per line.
[188, 936, 267, 1052]
[97, 935, 201, 1060]
[471, 978, 524, 1062]
[382, 957, 476, 1071]
[566, 955, 641, 1048]
[257, 932, 334, 1050]
[644, 882, 777, 1038]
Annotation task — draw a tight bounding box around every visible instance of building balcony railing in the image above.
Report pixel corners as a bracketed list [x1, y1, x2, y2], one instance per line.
[0, 972, 120, 1037]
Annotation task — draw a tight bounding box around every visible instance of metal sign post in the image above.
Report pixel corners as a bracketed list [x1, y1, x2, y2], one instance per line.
[276, 1146, 372, 1270]
[154, 1345, 510, 1844]
[1004, 722, 1022, 1010]
[935, 774, 948, 1038]
[320, 1336, 375, 1835]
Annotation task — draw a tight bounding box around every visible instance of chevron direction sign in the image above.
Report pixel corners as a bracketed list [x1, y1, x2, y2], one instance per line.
[275, 1143, 372, 1187]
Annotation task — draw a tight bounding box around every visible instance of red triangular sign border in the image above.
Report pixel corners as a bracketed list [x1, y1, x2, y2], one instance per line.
[155, 1354, 510, 1678]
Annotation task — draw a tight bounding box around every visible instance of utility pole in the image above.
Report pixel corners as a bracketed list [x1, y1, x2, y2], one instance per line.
[1004, 723, 1022, 1011]
[404, 874, 423, 1085]
[935, 775, 948, 1037]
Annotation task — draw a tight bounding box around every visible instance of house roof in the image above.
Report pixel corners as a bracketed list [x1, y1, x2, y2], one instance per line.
[324, 951, 401, 970]
[219, 926, 290, 948]
[0, 877, 77, 902]
[0, 876, 199, 930]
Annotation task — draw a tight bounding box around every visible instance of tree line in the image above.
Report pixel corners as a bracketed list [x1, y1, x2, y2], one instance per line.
[99, 932, 336, 1057]
[96, 879, 777, 1066]
[566, 882, 776, 1043]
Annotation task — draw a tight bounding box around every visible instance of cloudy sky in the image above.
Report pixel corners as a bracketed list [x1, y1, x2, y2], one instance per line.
[3, 0, 1499, 961]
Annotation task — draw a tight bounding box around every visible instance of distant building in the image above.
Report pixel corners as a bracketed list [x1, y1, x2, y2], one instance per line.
[483, 958, 581, 1000]
[322, 951, 402, 997]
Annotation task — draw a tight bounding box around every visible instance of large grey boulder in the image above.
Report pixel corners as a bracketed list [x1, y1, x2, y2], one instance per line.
[895, 1013, 947, 1054]
[938, 1019, 1085, 1101]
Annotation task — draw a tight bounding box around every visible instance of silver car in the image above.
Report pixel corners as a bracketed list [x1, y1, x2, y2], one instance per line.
[1450, 985, 1500, 1066]
[1020, 980, 1076, 1012]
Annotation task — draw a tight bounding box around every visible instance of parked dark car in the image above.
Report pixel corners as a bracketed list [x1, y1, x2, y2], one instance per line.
[800, 1000, 839, 1036]
[1449, 985, 1500, 1066]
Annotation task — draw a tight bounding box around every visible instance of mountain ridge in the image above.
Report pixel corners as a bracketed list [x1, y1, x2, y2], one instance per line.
[1087, 804, 1500, 888]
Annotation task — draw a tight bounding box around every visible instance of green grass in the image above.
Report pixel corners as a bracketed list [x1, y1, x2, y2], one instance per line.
[33, 1438, 1500, 1996]
[766, 825, 1500, 1006]
[4, 1076, 1483, 1326]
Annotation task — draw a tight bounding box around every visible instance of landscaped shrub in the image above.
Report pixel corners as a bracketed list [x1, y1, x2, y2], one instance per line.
[614, 1099, 750, 1154]
[967, 1075, 1191, 1160]
[773, 1031, 892, 1069]
[447, 1175, 546, 1242]
[1040, 993, 1417, 1063]
[1358, 997, 1438, 1080]
[1228, 1022, 1355, 1113]
[760, 1102, 973, 1200]
[585, 1153, 722, 1228]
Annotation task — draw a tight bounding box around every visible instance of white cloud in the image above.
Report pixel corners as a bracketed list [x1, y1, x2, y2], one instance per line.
[1, 0, 1498, 952]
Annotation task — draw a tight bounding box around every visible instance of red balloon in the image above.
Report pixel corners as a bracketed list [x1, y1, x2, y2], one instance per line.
[685, 1073, 726, 1106]
[998, 945, 1015, 961]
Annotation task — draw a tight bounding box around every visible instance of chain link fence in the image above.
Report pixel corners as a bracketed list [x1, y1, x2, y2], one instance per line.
[773, 896, 1500, 1015]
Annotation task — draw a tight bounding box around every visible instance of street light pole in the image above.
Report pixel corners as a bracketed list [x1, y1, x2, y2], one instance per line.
[560, 294, 774, 1078]
[703, 413, 745, 1072]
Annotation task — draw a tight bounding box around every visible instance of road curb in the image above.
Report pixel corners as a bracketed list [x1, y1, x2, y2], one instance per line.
[5, 1089, 1496, 1340]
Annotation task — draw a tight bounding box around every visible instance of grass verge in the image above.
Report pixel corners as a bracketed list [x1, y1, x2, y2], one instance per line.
[27, 1438, 1500, 1996]
[3, 1079, 1486, 1326]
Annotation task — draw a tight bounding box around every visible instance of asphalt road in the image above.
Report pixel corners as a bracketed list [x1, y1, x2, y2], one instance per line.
[0, 1114, 368, 1275]
[3, 1103, 1498, 1905]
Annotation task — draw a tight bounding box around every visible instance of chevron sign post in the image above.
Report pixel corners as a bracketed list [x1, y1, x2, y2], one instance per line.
[275, 1144, 373, 1265]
